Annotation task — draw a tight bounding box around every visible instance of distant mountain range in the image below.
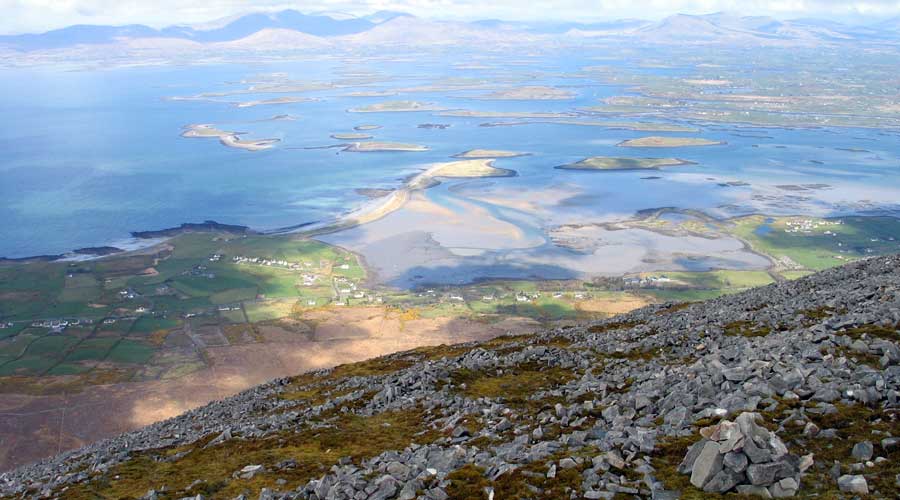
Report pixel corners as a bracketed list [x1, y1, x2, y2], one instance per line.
[2, 9, 899, 51]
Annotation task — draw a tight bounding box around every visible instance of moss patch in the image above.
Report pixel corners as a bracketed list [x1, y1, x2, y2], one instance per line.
[450, 362, 577, 407]
[57, 409, 438, 499]
[842, 323, 899, 342]
[723, 320, 772, 338]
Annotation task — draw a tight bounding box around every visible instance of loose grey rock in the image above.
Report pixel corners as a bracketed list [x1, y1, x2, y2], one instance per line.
[837, 474, 868, 494]
[851, 441, 874, 461]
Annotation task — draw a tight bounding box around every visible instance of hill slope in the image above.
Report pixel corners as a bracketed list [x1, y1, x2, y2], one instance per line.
[3, 256, 899, 498]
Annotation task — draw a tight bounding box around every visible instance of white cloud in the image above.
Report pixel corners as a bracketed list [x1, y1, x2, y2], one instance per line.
[1, 0, 899, 34]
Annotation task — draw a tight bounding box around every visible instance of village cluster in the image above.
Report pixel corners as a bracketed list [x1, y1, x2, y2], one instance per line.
[783, 218, 843, 234]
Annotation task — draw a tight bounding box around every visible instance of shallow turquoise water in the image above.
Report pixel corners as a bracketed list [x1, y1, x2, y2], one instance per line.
[1, 55, 899, 258]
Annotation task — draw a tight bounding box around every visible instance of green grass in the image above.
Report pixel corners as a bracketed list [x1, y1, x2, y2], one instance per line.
[209, 287, 259, 304]
[244, 300, 295, 323]
[23, 334, 80, 358]
[47, 362, 92, 376]
[171, 273, 258, 298]
[65, 337, 121, 362]
[779, 270, 813, 280]
[0, 356, 59, 376]
[733, 215, 900, 271]
[131, 316, 181, 334]
[106, 339, 156, 364]
[0, 323, 28, 340]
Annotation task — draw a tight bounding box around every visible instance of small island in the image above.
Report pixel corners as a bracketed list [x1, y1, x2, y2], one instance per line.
[235, 96, 315, 108]
[331, 133, 374, 140]
[131, 220, 255, 239]
[617, 136, 725, 148]
[556, 156, 695, 171]
[343, 91, 399, 97]
[474, 86, 577, 100]
[343, 142, 429, 152]
[354, 125, 382, 131]
[453, 149, 530, 159]
[181, 124, 280, 151]
[348, 101, 445, 113]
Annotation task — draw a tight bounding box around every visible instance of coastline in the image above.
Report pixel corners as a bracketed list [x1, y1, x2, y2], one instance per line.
[1, 158, 518, 263]
[299, 159, 518, 237]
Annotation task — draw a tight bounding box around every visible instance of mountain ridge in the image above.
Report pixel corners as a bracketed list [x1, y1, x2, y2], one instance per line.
[3, 10, 900, 52]
[3, 254, 898, 498]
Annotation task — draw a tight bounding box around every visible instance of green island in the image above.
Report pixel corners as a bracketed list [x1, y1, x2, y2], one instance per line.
[347, 101, 445, 113]
[556, 156, 695, 171]
[617, 136, 725, 148]
[353, 124, 382, 131]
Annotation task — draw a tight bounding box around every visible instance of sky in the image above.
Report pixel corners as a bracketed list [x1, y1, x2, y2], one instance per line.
[2, 0, 900, 35]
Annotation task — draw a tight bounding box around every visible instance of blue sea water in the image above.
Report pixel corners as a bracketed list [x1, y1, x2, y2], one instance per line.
[2, 55, 900, 258]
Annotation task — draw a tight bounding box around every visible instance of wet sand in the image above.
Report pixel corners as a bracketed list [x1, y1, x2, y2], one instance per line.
[320, 186, 769, 288]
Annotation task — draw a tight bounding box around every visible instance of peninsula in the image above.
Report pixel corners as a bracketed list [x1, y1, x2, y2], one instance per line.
[181, 124, 280, 151]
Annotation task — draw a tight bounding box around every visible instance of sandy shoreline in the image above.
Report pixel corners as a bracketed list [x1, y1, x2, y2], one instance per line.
[300, 159, 518, 237]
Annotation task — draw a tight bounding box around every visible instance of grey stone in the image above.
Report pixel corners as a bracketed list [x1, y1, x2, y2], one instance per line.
[882, 437, 900, 452]
[233, 464, 264, 480]
[678, 439, 707, 474]
[559, 458, 577, 470]
[690, 440, 724, 489]
[743, 436, 772, 464]
[746, 462, 781, 486]
[769, 477, 798, 498]
[837, 474, 869, 494]
[723, 451, 748, 473]
[370, 475, 399, 500]
[851, 441, 874, 461]
[736, 484, 773, 498]
[703, 468, 744, 493]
